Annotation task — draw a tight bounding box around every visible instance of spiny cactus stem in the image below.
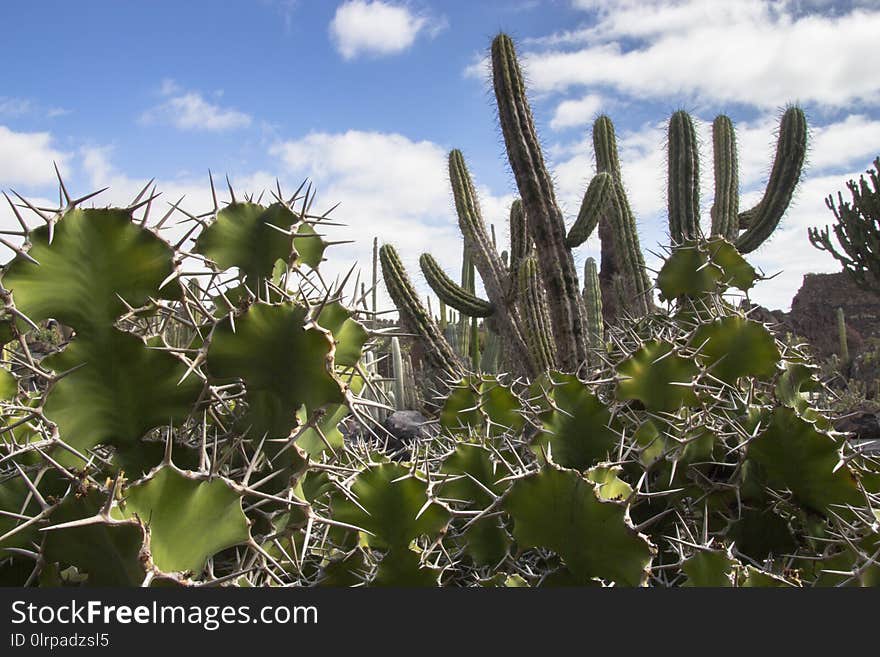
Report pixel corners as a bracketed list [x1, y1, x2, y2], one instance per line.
[668, 110, 701, 244]
[491, 33, 587, 369]
[420, 253, 494, 318]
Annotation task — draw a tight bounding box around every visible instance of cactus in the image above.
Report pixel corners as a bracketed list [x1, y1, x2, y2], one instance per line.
[837, 307, 850, 366]
[379, 243, 464, 379]
[735, 106, 808, 253]
[583, 257, 603, 348]
[492, 34, 588, 370]
[710, 115, 739, 241]
[808, 156, 880, 291]
[668, 110, 701, 244]
[517, 256, 557, 373]
[419, 253, 494, 318]
[592, 115, 654, 321]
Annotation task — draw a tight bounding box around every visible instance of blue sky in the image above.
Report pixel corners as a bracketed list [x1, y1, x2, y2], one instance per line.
[2, 0, 879, 310]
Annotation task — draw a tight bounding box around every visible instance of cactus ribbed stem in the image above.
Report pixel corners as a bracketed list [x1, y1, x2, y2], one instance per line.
[710, 115, 739, 241]
[736, 106, 807, 253]
[391, 336, 406, 411]
[593, 114, 653, 322]
[837, 307, 850, 365]
[668, 111, 701, 244]
[492, 33, 587, 370]
[607, 183, 653, 318]
[449, 149, 536, 375]
[583, 257, 603, 349]
[420, 253, 494, 317]
[566, 172, 613, 249]
[518, 256, 557, 372]
[508, 198, 530, 288]
[379, 244, 464, 378]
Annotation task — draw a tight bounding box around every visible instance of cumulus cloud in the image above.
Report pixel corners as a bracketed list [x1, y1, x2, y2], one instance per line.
[271, 129, 510, 303]
[140, 80, 252, 132]
[519, 1, 880, 109]
[550, 93, 606, 130]
[329, 1, 444, 60]
[0, 126, 69, 188]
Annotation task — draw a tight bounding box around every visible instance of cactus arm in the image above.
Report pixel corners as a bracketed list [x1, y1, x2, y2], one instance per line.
[491, 33, 587, 370]
[710, 115, 740, 241]
[518, 256, 557, 372]
[736, 106, 807, 253]
[566, 172, 614, 249]
[419, 253, 494, 318]
[668, 111, 701, 244]
[379, 244, 464, 378]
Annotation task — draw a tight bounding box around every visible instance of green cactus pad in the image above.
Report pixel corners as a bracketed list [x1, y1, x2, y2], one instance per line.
[586, 465, 633, 501]
[656, 239, 756, 300]
[746, 407, 863, 514]
[439, 377, 524, 437]
[693, 317, 780, 384]
[43, 490, 147, 586]
[373, 547, 440, 587]
[2, 208, 179, 335]
[615, 341, 699, 412]
[41, 330, 203, 458]
[504, 467, 653, 586]
[438, 444, 512, 565]
[682, 550, 735, 587]
[292, 223, 328, 269]
[332, 463, 450, 551]
[193, 202, 297, 283]
[533, 373, 618, 471]
[316, 301, 369, 368]
[0, 367, 15, 400]
[206, 302, 345, 439]
[112, 465, 249, 575]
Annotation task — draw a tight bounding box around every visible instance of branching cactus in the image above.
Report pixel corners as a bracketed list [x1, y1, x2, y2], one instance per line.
[691, 107, 808, 253]
[583, 257, 603, 349]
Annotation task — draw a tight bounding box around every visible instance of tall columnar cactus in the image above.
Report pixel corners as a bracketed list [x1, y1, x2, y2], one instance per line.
[491, 33, 588, 371]
[837, 307, 850, 366]
[668, 110, 701, 244]
[518, 256, 557, 372]
[592, 115, 655, 321]
[808, 156, 880, 292]
[418, 151, 537, 376]
[379, 244, 464, 379]
[710, 115, 739, 241]
[583, 257, 603, 349]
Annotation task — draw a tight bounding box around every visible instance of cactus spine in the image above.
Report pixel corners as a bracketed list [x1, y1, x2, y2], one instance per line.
[379, 244, 464, 379]
[583, 257, 603, 349]
[491, 33, 587, 370]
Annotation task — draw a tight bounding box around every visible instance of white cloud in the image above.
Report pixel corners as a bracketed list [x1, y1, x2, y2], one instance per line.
[329, 1, 443, 60]
[550, 93, 606, 130]
[140, 81, 252, 132]
[519, 1, 880, 109]
[0, 98, 33, 117]
[271, 129, 510, 304]
[0, 125, 69, 188]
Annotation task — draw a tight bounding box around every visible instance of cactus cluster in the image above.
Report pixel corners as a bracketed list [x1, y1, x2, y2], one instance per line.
[1, 166, 877, 587]
[380, 33, 807, 382]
